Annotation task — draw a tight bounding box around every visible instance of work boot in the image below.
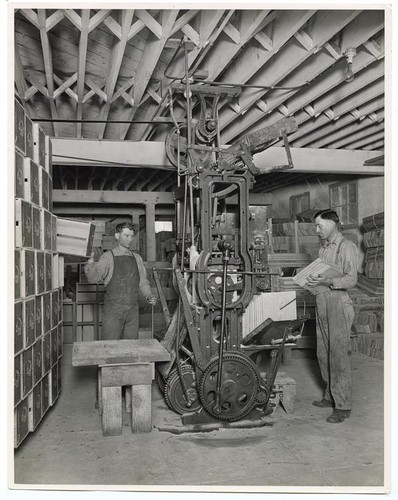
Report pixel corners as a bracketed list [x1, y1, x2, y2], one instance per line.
[326, 409, 351, 423]
[312, 398, 334, 408]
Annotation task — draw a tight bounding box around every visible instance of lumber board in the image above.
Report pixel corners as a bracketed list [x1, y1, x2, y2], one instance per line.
[102, 386, 122, 436]
[72, 339, 170, 366]
[101, 363, 152, 387]
[131, 384, 152, 433]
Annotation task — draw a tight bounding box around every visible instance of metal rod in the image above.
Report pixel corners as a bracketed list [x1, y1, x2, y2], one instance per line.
[31, 118, 184, 124]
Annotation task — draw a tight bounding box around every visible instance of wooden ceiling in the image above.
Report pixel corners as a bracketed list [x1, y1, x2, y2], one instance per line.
[14, 8, 385, 194]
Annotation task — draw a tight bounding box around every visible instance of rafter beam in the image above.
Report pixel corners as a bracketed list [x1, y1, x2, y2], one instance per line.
[63, 9, 82, 30]
[339, 131, 384, 150]
[46, 10, 65, 31]
[135, 10, 162, 39]
[76, 9, 90, 138]
[306, 111, 385, 149]
[221, 12, 384, 144]
[14, 42, 28, 100]
[54, 74, 78, 102]
[53, 190, 175, 205]
[118, 9, 180, 140]
[88, 9, 112, 32]
[53, 72, 78, 99]
[292, 98, 384, 148]
[98, 10, 134, 139]
[253, 147, 384, 175]
[326, 121, 384, 149]
[136, 10, 229, 141]
[37, 9, 59, 136]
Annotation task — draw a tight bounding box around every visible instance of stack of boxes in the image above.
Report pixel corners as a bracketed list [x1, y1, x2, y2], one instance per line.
[14, 98, 64, 448]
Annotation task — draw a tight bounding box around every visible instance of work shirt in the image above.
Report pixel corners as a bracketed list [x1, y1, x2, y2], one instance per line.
[84, 246, 152, 298]
[318, 232, 358, 290]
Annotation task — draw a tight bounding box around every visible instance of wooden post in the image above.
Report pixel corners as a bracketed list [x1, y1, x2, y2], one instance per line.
[130, 211, 141, 252]
[294, 220, 300, 253]
[102, 386, 122, 436]
[131, 385, 152, 433]
[145, 202, 156, 262]
[125, 387, 132, 413]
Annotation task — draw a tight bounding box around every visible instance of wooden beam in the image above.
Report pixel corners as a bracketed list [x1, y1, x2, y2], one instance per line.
[88, 9, 112, 33]
[52, 206, 175, 216]
[53, 73, 78, 99]
[14, 42, 27, 100]
[54, 74, 78, 102]
[363, 140, 384, 151]
[76, 9, 90, 139]
[98, 10, 134, 139]
[37, 9, 59, 136]
[103, 15, 122, 39]
[290, 97, 384, 147]
[19, 9, 39, 29]
[253, 147, 384, 175]
[145, 202, 156, 261]
[136, 10, 228, 141]
[51, 138, 174, 169]
[327, 121, 384, 149]
[52, 190, 175, 204]
[63, 9, 82, 31]
[46, 10, 65, 31]
[221, 10, 383, 143]
[135, 10, 162, 39]
[309, 113, 385, 149]
[343, 131, 385, 150]
[119, 10, 180, 140]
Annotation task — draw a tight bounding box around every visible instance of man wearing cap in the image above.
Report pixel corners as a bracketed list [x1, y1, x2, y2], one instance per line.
[307, 210, 358, 423]
[85, 222, 157, 340]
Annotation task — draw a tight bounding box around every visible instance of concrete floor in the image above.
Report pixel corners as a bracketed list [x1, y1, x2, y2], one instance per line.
[13, 344, 385, 491]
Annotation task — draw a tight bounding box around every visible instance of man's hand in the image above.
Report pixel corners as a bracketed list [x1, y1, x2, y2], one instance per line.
[306, 274, 333, 288]
[146, 295, 157, 306]
[87, 251, 95, 265]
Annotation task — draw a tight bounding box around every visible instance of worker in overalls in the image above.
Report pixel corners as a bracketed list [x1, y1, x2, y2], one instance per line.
[85, 222, 157, 339]
[307, 210, 358, 423]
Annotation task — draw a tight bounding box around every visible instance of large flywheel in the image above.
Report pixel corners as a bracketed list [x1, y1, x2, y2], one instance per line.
[164, 365, 202, 415]
[198, 352, 262, 421]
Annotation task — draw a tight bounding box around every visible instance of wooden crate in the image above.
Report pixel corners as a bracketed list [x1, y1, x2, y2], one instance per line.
[50, 363, 59, 405]
[76, 282, 105, 304]
[15, 249, 21, 300]
[25, 114, 34, 160]
[42, 292, 51, 335]
[29, 383, 43, 432]
[24, 297, 36, 349]
[35, 295, 43, 339]
[23, 158, 40, 206]
[57, 325, 63, 359]
[14, 301, 24, 354]
[41, 374, 50, 414]
[39, 167, 49, 211]
[48, 176, 53, 213]
[56, 218, 95, 257]
[52, 254, 59, 289]
[21, 248, 35, 298]
[22, 346, 33, 398]
[15, 198, 33, 248]
[51, 214, 57, 251]
[32, 205, 41, 250]
[51, 327, 58, 367]
[45, 251, 52, 291]
[33, 122, 46, 168]
[40, 208, 52, 251]
[58, 287, 63, 321]
[14, 354, 22, 406]
[15, 99, 26, 154]
[58, 256, 65, 287]
[33, 339, 43, 385]
[14, 397, 29, 448]
[35, 251, 45, 295]
[44, 135, 52, 176]
[15, 150, 25, 199]
[51, 290, 59, 327]
[43, 332, 51, 375]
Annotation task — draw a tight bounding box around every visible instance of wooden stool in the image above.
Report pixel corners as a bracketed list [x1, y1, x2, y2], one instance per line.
[72, 339, 170, 436]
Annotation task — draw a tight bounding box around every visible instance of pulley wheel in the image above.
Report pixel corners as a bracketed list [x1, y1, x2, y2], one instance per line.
[198, 352, 261, 421]
[165, 125, 188, 169]
[164, 365, 202, 415]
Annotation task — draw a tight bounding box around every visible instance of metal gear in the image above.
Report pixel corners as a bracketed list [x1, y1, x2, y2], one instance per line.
[198, 352, 261, 421]
[164, 365, 202, 415]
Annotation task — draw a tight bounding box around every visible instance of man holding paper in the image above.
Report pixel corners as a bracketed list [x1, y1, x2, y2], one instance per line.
[306, 209, 358, 424]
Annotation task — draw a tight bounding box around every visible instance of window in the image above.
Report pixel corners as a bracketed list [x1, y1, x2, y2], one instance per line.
[329, 180, 358, 226]
[289, 192, 310, 220]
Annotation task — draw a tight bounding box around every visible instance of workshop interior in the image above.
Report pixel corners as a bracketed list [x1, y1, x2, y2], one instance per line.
[12, 6, 387, 490]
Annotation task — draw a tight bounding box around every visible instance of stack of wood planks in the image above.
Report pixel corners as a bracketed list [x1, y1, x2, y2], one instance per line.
[362, 212, 384, 281]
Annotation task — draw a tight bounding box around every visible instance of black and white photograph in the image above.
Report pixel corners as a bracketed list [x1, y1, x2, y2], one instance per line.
[6, 1, 394, 496]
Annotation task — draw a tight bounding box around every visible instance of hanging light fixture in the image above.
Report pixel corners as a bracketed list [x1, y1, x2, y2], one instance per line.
[344, 47, 357, 83]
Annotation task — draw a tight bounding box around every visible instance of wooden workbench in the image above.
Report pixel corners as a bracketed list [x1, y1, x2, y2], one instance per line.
[72, 339, 170, 436]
